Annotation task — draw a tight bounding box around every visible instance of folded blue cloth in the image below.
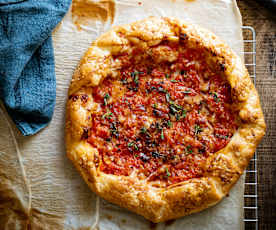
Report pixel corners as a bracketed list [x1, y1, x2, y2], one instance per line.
[0, 0, 71, 135]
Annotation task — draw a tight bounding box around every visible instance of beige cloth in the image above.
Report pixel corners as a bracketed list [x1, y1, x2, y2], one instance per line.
[0, 0, 245, 229]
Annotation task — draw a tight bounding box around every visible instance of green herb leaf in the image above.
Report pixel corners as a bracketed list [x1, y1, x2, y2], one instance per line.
[102, 112, 113, 120]
[215, 134, 228, 139]
[121, 78, 128, 85]
[169, 104, 178, 115]
[140, 127, 147, 134]
[183, 90, 191, 94]
[181, 109, 187, 119]
[167, 120, 172, 128]
[157, 86, 167, 93]
[128, 141, 138, 151]
[194, 125, 203, 135]
[110, 122, 119, 138]
[174, 103, 182, 110]
[165, 73, 170, 79]
[134, 75, 139, 84]
[161, 129, 164, 140]
[211, 92, 220, 102]
[166, 93, 171, 103]
[130, 71, 137, 78]
[171, 80, 177, 83]
[186, 145, 193, 154]
[152, 151, 162, 158]
[103, 93, 110, 106]
[165, 167, 171, 177]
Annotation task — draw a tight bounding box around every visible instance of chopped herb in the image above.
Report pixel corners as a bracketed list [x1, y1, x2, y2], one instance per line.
[169, 104, 179, 114]
[121, 78, 128, 85]
[140, 127, 152, 138]
[183, 90, 191, 94]
[181, 109, 187, 119]
[194, 125, 203, 135]
[215, 134, 228, 139]
[186, 145, 193, 154]
[166, 93, 187, 120]
[102, 112, 113, 120]
[165, 167, 171, 177]
[157, 86, 167, 93]
[127, 85, 138, 92]
[140, 127, 147, 134]
[155, 122, 161, 130]
[174, 103, 182, 110]
[152, 151, 161, 158]
[110, 122, 119, 138]
[134, 75, 139, 84]
[167, 120, 172, 127]
[131, 71, 143, 80]
[130, 71, 137, 78]
[166, 93, 171, 103]
[171, 80, 177, 83]
[153, 103, 157, 109]
[211, 92, 220, 102]
[103, 93, 110, 106]
[135, 154, 139, 158]
[165, 73, 170, 78]
[161, 129, 164, 140]
[128, 141, 138, 151]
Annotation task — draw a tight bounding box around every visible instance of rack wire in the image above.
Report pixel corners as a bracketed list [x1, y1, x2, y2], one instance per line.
[242, 26, 258, 230]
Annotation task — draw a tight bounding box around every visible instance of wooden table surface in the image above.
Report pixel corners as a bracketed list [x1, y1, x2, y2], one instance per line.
[237, 1, 276, 229]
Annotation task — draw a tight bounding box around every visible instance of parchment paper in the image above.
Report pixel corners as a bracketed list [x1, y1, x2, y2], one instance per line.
[0, 0, 245, 229]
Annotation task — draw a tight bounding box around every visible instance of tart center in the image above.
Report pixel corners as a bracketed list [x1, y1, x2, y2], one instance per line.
[88, 42, 238, 186]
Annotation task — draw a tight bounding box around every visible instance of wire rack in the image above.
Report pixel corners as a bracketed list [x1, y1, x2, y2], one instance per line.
[242, 26, 258, 230]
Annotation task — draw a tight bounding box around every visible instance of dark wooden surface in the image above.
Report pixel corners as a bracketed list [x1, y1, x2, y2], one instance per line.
[237, 1, 276, 230]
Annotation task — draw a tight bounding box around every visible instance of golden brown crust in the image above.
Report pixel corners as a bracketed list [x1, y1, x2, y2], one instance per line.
[65, 17, 266, 222]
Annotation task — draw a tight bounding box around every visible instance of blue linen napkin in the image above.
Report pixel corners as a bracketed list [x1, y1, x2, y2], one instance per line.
[0, 0, 71, 136]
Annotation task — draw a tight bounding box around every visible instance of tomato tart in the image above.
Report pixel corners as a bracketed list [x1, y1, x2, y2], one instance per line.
[65, 17, 266, 222]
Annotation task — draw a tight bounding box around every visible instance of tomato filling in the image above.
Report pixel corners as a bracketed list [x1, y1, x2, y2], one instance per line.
[86, 43, 237, 186]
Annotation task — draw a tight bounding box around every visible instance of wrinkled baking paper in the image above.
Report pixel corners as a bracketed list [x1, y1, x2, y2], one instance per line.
[0, 0, 245, 229]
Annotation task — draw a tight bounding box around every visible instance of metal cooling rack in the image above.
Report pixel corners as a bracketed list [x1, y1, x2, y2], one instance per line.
[242, 26, 258, 230]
